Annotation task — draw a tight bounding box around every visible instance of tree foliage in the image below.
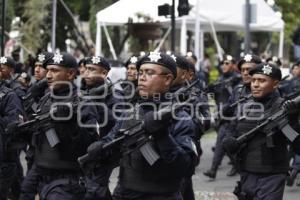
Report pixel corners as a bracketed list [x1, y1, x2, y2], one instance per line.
[21, 0, 51, 53]
[276, 0, 300, 44]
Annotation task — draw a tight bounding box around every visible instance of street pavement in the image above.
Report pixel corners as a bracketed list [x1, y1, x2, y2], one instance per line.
[21, 131, 300, 200]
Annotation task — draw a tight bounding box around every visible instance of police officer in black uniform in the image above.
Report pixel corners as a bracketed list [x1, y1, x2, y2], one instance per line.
[82, 56, 123, 200]
[0, 56, 27, 99]
[223, 54, 262, 176]
[203, 54, 241, 179]
[280, 60, 300, 99]
[122, 56, 139, 102]
[18, 53, 51, 200]
[170, 54, 210, 200]
[0, 79, 25, 200]
[185, 52, 206, 90]
[0, 56, 27, 199]
[23, 52, 51, 119]
[85, 52, 198, 200]
[233, 63, 299, 200]
[83, 55, 123, 137]
[19, 52, 99, 200]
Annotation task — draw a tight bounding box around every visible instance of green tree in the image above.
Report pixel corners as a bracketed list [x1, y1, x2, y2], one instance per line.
[0, 0, 15, 38]
[276, 0, 300, 44]
[21, 0, 51, 53]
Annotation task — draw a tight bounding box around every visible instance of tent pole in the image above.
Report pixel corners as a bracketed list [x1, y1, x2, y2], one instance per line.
[95, 20, 102, 56]
[155, 27, 171, 52]
[194, 0, 200, 71]
[51, 0, 57, 52]
[171, 0, 176, 52]
[279, 29, 284, 58]
[1, 0, 6, 56]
[244, 0, 251, 53]
[180, 17, 187, 55]
[102, 22, 117, 60]
[200, 31, 204, 61]
[208, 20, 223, 60]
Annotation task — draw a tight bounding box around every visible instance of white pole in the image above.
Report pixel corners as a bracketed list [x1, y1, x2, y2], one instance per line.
[209, 20, 223, 60]
[154, 27, 171, 52]
[194, 0, 201, 71]
[95, 20, 102, 56]
[102, 22, 117, 60]
[180, 17, 187, 55]
[51, 0, 57, 52]
[200, 30, 204, 61]
[279, 29, 284, 58]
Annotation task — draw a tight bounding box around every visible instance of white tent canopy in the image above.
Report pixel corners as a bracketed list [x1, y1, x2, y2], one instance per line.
[96, 0, 284, 58]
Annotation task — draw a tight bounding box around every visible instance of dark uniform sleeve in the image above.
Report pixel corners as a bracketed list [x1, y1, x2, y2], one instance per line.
[222, 85, 240, 117]
[154, 111, 198, 176]
[76, 101, 100, 146]
[0, 91, 25, 126]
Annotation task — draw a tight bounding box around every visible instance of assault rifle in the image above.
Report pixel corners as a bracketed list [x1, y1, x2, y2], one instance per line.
[229, 94, 252, 108]
[78, 79, 200, 166]
[5, 103, 78, 148]
[83, 78, 124, 97]
[204, 75, 241, 93]
[223, 95, 300, 156]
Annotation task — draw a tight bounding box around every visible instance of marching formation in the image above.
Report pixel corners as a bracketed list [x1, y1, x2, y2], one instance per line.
[1, 50, 300, 200]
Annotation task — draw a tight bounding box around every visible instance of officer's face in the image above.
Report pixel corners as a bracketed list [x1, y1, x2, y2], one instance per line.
[46, 65, 76, 90]
[187, 69, 195, 81]
[221, 60, 234, 74]
[172, 67, 188, 86]
[84, 64, 108, 87]
[34, 64, 47, 81]
[241, 63, 255, 84]
[292, 65, 300, 77]
[251, 74, 279, 98]
[0, 64, 13, 80]
[138, 63, 174, 98]
[127, 64, 137, 82]
[79, 63, 86, 76]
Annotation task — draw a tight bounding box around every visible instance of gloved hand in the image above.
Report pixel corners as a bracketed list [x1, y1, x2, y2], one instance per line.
[143, 110, 171, 139]
[283, 100, 298, 114]
[5, 121, 20, 135]
[31, 79, 48, 98]
[87, 141, 104, 158]
[51, 103, 73, 119]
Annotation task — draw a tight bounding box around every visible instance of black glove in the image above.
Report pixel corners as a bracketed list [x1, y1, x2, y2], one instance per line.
[31, 79, 48, 98]
[5, 121, 20, 135]
[87, 141, 104, 158]
[283, 100, 298, 114]
[143, 111, 171, 139]
[51, 103, 73, 119]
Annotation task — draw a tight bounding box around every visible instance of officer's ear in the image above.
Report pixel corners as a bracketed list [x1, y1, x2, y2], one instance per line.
[164, 73, 174, 87]
[67, 68, 77, 80]
[272, 80, 279, 89]
[101, 69, 108, 77]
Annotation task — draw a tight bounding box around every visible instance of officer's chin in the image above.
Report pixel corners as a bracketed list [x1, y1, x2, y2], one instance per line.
[139, 90, 149, 98]
[252, 92, 263, 99]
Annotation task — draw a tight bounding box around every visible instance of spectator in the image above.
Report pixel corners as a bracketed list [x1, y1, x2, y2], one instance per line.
[292, 26, 300, 61]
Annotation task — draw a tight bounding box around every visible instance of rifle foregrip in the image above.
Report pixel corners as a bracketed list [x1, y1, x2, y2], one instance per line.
[78, 154, 90, 165]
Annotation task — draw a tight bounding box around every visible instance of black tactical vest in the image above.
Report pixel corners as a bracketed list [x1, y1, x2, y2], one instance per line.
[236, 94, 289, 173]
[34, 90, 81, 171]
[119, 106, 183, 194]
